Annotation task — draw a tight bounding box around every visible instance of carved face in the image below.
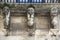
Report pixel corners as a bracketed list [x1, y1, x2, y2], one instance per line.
[28, 7, 34, 15]
[3, 6, 9, 15]
[51, 7, 58, 16]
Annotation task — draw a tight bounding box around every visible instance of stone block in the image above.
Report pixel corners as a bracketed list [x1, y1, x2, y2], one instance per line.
[0, 15, 5, 31]
[48, 29, 59, 36]
[35, 30, 41, 36]
[0, 29, 7, 36]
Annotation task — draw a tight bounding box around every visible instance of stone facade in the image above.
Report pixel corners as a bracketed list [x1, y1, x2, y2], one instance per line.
[0, 4, 60, 40]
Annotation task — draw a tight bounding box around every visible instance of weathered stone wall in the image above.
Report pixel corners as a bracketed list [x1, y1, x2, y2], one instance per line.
[0, 4, 60, 35]
[10, 4, 60, 35]
[0, 9, 4, 30]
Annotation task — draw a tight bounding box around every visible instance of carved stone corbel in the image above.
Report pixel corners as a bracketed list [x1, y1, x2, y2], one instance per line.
[51, 7, 58, 29]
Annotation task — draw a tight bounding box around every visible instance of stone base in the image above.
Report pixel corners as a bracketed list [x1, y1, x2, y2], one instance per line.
[0, 29, 7, 36]
[48, 29, 59, 36]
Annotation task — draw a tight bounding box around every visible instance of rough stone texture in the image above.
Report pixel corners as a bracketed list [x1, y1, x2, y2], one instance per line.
[13, 4, 60, 13]
[9, 16, 27, 36]
[58, 14, 60, 30]
[9, 15, 49, 35]
[48, 29, 59, 35]
[0, 15, 4, 30]
[0, 15, 7, 36]
[0, 4, 60, 40]
[0, 36, 34, 40]
[35, 16, 49, 29]
[9, 4, 60, 36]
[0, 36, 59, 40]
[0, 9, 7, 36]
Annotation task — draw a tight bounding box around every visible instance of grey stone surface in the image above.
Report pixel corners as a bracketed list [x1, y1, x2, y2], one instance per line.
[0, 36, 35, 40]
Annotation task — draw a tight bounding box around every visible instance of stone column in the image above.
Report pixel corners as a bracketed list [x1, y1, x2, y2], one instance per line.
[45, 0, 47, 3]
[58, 0, 60, 3]
[54, 0, 58, 3]
[25, 0, 28, 3]
[13, 0, 16, 3]
[51, 0, 54, 3]
[8, 0, 10, 3]
[2, 0, 4, 3]
[0, 9, 7, 36]
[48, 0, 51, 3]
[5, 0, 7, 3]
